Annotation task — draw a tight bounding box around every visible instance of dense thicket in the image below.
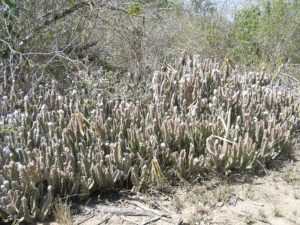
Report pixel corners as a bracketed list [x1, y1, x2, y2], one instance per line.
[1, 0, 300, 94]
[231, 0, 300, 66]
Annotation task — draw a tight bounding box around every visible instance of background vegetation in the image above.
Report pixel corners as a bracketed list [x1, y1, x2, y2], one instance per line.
[1, 0, 300, 94]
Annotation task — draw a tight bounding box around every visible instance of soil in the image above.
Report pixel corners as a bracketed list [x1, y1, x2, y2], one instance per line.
[37, 150, 300, 225]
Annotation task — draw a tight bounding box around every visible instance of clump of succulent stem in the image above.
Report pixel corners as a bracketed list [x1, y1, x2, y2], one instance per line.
[0, 57, 299, 222]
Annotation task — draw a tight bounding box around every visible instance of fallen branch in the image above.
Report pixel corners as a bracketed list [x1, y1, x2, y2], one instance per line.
[120, 215, 139, 225]
[96, 214, 112, 225]
[130, 201, 169, 217]
[96, 204, 175, 224]
[97, 206, 153, 216]
[141, 216, 162, 225]
[258, 219, 271, 224]
[76, 214, 95, 225]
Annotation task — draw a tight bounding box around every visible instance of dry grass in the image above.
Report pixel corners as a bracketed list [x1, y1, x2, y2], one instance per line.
[294, 191, 300, 199]
[244, 184, 254, 200]
[273, 207, 282, 217]
[173, 195, 184, 210]
[245, 213, 255, 225]
[53, 198, 74, 225]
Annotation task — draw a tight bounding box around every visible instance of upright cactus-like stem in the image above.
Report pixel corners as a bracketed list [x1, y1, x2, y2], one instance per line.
[223, 106, 232, 154]
[0, 57, 299, 223]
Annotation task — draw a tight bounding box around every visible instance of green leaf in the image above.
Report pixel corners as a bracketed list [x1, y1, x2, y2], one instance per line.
[2, 0, 15, 9]
[45, 31, 53, 41]
[129, 4, 141, 15]
[2, 0, 19, 17]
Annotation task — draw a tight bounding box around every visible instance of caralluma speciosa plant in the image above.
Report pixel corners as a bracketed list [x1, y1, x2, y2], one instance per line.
[0, 58, 299, 222]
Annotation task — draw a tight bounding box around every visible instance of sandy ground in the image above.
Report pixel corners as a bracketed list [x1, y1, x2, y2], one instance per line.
[37, 150, 300, 225]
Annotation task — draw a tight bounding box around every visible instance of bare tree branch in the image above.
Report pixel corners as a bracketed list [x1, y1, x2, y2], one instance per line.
[18, 0, 98, 47]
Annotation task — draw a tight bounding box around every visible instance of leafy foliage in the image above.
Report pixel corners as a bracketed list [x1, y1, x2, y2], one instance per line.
[231, 0, 300, 66]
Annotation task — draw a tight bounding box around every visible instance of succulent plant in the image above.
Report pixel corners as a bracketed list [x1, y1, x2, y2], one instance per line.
[0, 57, 299, 222]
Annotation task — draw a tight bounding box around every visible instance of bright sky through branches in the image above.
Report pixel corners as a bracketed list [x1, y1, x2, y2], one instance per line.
[216, 0, 258, 20]
[184, 0, 258, 21]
